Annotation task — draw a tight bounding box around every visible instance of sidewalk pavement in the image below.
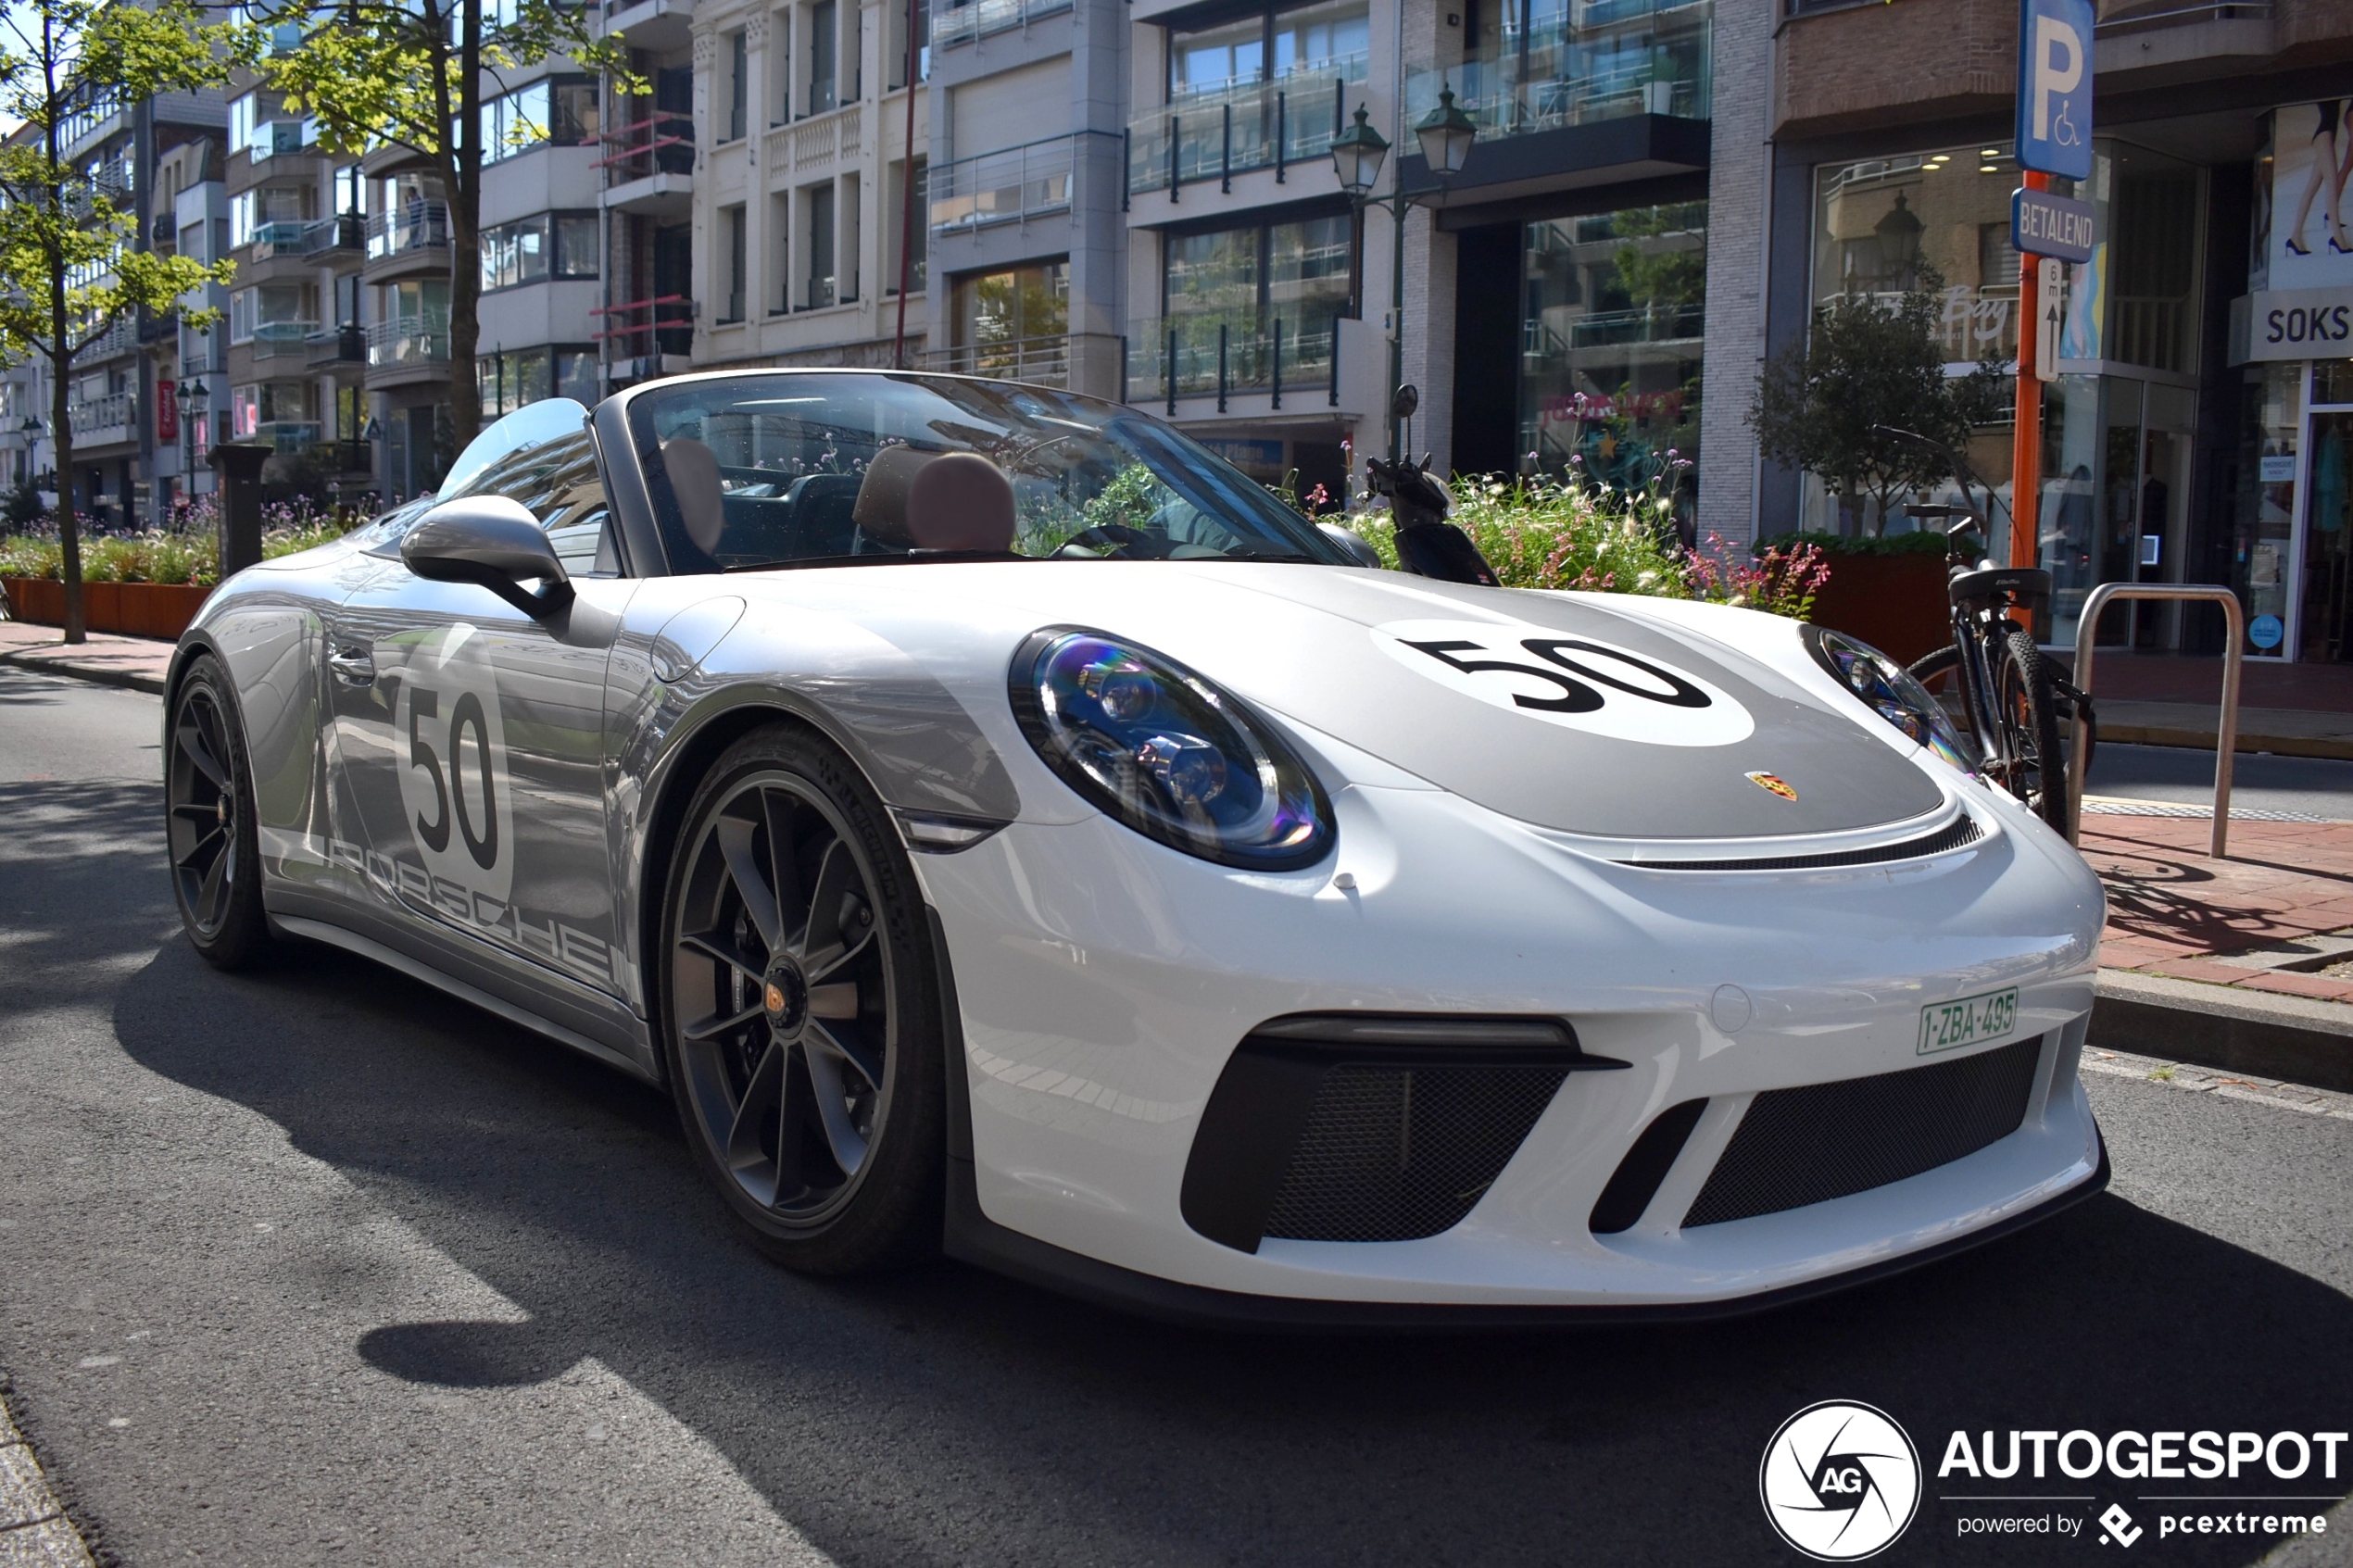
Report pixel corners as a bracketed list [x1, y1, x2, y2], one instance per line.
[0, 620, 172, 694]
[4, 617, 2349, 1088]
[2098, 699, 2353, 761]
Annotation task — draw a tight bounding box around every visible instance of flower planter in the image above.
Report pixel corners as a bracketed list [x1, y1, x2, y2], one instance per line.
[1804, 551, 1950, 668]
[2, 577, 212, 640]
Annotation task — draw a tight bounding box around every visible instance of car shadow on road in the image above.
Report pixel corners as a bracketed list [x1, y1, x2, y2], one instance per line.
[95, 920, 2353, 1568]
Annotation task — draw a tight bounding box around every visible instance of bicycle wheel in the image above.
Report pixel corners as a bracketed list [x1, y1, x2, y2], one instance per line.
[1991, 627, 2070, 834]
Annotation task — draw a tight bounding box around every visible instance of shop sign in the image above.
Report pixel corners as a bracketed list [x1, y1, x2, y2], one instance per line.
[2230, 285, 2353, 363]
[2015, 0, 2095, 181]
[2012, 186, 2095, 263]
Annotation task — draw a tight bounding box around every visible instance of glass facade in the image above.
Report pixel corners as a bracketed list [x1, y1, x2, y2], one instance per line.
[1518, 201, 1705, 519]
[1134, 214, 1351, 400]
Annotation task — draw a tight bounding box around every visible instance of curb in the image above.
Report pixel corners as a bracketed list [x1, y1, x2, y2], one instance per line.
[2101, 721, 2353, 762]
[0, 647, 167, 696]
[0, 1388, 96, 1567]
[2091, 969, 2353, 1093]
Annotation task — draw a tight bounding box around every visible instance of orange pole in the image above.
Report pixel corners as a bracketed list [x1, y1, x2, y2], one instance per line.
[2010, 169, 2049, 571]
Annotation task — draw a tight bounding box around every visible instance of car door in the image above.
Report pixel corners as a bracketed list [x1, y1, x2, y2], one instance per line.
[322, 415, 639, 1010]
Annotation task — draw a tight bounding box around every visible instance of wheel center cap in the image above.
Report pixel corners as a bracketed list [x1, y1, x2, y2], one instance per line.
[761, 960, 809, 1035]
[215, 797, 228, 827]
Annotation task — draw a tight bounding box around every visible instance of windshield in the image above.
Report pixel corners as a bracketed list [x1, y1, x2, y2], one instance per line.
[624, 371, 1353, 571]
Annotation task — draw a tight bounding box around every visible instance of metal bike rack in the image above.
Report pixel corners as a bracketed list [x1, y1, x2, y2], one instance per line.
[2065, 583, 2245, 858]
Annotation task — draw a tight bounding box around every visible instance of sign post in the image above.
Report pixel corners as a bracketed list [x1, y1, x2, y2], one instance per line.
[2010, 0, 2095, 571]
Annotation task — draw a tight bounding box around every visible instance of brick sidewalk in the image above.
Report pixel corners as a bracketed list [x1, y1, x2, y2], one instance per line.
[2083, 813, 2353, 1003]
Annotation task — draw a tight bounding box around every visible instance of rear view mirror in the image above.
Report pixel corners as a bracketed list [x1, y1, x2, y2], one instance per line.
[400, 495, 573, 617]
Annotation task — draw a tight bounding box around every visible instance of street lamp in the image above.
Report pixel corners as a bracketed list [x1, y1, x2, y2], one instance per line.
[1874, 192, 1923, 292]
[176, 378, 209, 487]
[1332, 83, 1477, 462]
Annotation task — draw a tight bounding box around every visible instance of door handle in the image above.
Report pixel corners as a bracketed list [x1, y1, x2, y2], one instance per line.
[328, 641, 374, 685]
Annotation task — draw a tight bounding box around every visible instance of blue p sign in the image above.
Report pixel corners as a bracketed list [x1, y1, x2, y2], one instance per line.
[2016, 0, 2093, 180]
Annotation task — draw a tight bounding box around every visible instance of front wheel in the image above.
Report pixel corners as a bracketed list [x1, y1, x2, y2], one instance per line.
[658, 722, 944, 1273]
[166, 656, 274, 969]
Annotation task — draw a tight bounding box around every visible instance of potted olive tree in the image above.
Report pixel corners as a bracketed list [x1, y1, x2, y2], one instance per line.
[1748, 267, 2007, 664]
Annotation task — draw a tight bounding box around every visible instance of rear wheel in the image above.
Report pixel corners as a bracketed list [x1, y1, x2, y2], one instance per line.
[165, 657, 273, 969]
[1991, 628, 2071, 834]
[659, 723, 943, 1273]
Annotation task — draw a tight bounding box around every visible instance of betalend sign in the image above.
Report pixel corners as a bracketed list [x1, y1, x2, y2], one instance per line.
[2015, 0, 2094, 180]
[2012, 185, 2095, 263]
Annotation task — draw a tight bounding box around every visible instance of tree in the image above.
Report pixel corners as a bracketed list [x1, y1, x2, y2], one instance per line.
[261, 0, 631, 458]
[0, 0, 243, 642]
[1748, 264, 2008, 536]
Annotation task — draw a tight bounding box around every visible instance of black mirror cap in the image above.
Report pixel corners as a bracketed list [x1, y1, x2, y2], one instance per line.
[400, 495, 572, 616]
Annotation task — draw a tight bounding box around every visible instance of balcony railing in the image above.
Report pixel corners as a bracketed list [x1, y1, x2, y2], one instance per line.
[366, 203, 451, 260]
[307, 323, 367, 365]
[59, 92, 125, 153]
[597, 110, 695, 184]
[251, 219, 312, 257]
[592, 294, 693, 358]
[367, 314, 450, 368]
[249, 118, 317, 162]
[81, 317, 137, 361]
[302, 214, 366, 256]
[923, 333, 1075, 386]
[254, 420, 321, 450]
[1126, 312, 1340, 409]
[67, 391, 134, 437]
[252, 320, 321, 360]
[929, 133, 1102, 234]
[1128, 64, 1364, 196]
[931, 0, 1070, 48]
[1402, 0, 1710, 146]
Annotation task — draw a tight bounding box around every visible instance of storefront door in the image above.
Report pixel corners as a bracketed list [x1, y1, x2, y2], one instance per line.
[2299, 408, 2353, 660]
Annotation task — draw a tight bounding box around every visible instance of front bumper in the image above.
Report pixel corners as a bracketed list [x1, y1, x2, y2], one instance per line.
[914, 776, 2108, 1311]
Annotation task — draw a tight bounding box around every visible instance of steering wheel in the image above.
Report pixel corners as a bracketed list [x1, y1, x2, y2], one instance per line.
[1051, 523, 1167, 560]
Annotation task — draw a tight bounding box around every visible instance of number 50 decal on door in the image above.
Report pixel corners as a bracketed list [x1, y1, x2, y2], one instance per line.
[389, 623, 518, 904]
[1372, 618, 1755, 746]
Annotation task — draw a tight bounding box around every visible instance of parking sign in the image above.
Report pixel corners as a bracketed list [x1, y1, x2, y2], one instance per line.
[2015, 0, 2094, 180]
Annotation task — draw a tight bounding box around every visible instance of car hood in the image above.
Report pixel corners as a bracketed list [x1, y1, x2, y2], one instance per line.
[728, 562, 1948, 842]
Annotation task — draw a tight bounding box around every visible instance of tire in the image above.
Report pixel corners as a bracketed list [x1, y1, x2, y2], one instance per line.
[1992, 626, 2071, 834]
[658, 721, 944, 1273]
[165, 655, 275, 970]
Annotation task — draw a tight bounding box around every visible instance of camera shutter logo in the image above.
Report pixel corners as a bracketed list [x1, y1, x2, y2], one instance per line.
[1759, 1401, 1921, 1561]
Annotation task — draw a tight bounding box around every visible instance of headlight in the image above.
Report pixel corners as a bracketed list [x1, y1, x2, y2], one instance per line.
[1805, 626, 1979, 772]
[1009, 628, 1335, 871]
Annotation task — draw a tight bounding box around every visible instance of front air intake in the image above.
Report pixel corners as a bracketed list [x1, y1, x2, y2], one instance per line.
[1179, 1014, 1625, 1252]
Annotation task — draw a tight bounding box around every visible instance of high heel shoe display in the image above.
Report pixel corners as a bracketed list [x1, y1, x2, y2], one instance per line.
[2288, 237, 2313, 256]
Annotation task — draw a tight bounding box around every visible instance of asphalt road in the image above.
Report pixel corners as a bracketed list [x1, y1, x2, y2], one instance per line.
[3, 664, 2350, 1568]
[2087, 742, 2353, 820]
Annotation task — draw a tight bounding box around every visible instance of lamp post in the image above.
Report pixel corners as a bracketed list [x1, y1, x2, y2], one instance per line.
[175, 379, 209, 492]
[1331, 82, 1477, 463]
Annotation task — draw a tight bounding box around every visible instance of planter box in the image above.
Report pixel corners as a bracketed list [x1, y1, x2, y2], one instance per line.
[1806, 551, 1949, 667]
[2, 577, 212, 640]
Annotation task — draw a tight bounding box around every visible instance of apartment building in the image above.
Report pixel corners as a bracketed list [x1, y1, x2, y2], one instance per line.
[1763, 0, 2353, 664]
[675, 0, 932, 374]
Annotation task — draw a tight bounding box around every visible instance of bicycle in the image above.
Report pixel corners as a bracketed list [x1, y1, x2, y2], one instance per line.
[1870, 426, 2095, 835]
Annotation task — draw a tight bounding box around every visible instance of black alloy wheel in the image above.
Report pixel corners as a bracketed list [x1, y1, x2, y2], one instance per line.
[165, 657, 273, 969]
[661, 724, 942, 1273]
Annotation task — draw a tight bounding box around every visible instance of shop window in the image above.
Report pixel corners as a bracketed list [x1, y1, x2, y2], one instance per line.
[1518, 202, 1705, 508]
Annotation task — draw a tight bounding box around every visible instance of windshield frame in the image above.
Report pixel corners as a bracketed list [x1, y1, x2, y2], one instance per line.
[610, 368, 1356, 576]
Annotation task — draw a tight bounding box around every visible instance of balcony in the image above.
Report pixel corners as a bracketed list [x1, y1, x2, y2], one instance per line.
[307, 323, 367, 367]
[254, 420, 321, 451]
[367, 314, 450, 373]
[929, 134, 1093, 235]
[365, 203, 452, 277]
[301, 213, 366, 257]
[1128, 312, 1343, 411]
[81, 317, 137, 362]
[251, 320, 321, 362]
[248, 118, 318, 164]
[252, 219, 313, 258]
[930, 0, 1070, 49]
[67, 391, 135, 444]
[1128, 65, 1365, 197]
[593, 295, 693, 369]
[598, 111, 694, 217]
[601, 0, 694, 50]
[60, 92, 126, 159]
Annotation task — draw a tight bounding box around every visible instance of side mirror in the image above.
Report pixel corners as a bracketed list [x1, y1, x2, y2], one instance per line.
[400, 495, 573, 617]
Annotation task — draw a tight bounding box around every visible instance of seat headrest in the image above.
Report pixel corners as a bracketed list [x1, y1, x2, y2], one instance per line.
[849, 444, 935, 548]
[661, 437, 724, 553]
[905, 451, 1016, 554]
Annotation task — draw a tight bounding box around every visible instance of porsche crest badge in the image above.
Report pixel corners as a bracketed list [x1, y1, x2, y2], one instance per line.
[1746, 771, 1798, 802]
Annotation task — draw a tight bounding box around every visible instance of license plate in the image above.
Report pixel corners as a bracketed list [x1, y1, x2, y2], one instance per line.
[1919, 987, 2020, 1056]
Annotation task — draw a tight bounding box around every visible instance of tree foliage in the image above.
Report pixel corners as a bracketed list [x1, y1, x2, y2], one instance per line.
[0, 0, 245, 640]
[1748, 265, 2009, 536]
[258, 0, 635, 457]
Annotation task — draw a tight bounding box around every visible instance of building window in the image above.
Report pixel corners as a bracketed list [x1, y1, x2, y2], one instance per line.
[482, 75, 598, 163]
[725, 29, 749, 142]
[809, 0, 837, 114]
[1518, 201, 1705, 509]
[722, 204, 747, 322]
[230, 380, 308, 438]
[477, 345, 598, 418]
[888, 158, 926, 295]
[1162, 214, 1351, 334]
[482, 213, 599, 291]
[803, 185, 834, 307]
[229, 284, 315, 343]
[1168, 0, 1367, 102]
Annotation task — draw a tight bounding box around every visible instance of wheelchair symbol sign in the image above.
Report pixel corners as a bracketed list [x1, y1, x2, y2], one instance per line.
[2016, 0, 2094, 180]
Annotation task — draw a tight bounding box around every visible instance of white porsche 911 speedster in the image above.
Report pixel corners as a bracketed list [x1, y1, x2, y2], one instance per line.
[164, 369, 2107, 1324]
